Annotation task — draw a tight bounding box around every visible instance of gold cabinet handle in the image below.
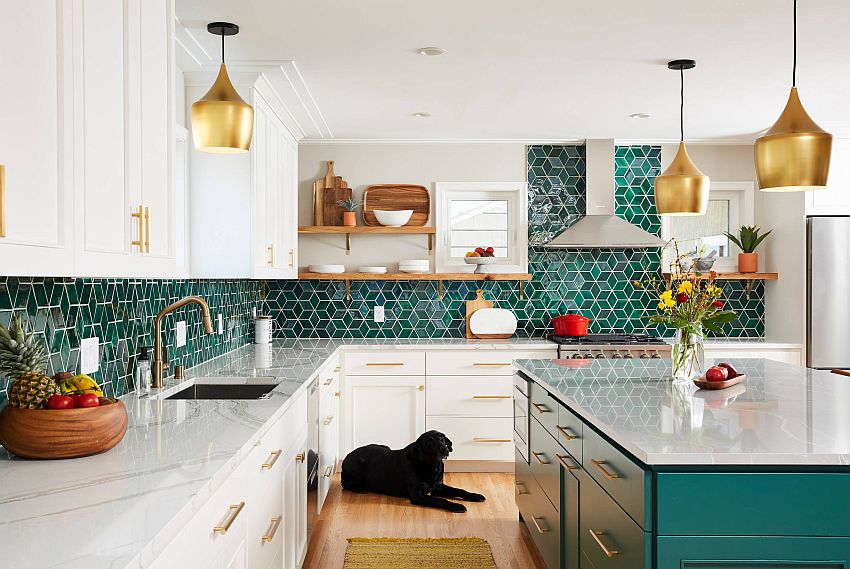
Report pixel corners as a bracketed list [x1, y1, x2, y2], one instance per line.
[515, 482, 529, 495]
[472, 395, 512, 399]
[588, 529, 619, 558]
[418, 385, 425, 392]
[473, 437, 511, 443]
[288, 248, 295, 269]
[261, 516, 282, 543]
[532, 451, 550, 465]
[333, 366, 341, 372]
[131, 205, 145, 250]
[323, 378, 333, 386]
[267, 243, 276, 268]
[323, 466, 333, 478]
[213, 502, 245, 535]
[334, 391, 340, 397]
[323, 416, 333, 426]
[531, 516, 550, 534]
[295, 452, 305, 463]
[473, 362, 512, 367]
[143, 207, 150, 253]
[531, 402, 552, 414]
[0, 164, 6, 238]
[262, 450, 282, 470]
[556, 453, 579, 470]
[366, 362, 404, 366]
[557, 425, 579, 441]
[591, 459, 621, 480]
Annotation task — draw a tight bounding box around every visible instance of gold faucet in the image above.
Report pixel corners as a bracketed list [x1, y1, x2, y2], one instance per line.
[152, 296, 213, 389]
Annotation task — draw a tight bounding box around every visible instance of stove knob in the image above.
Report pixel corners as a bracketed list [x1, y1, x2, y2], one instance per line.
[583, 354, 594, 360]
[595, 353, 606, 359]
[650, 352, 662, 359]
[639, 352, 650, 359]
[611, 352, 623, 359]
[571, 353, 583, 359]
[623, 353, 634, 359]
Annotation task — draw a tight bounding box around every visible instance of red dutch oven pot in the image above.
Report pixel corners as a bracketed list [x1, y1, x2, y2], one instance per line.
[552, 312, 591, 337]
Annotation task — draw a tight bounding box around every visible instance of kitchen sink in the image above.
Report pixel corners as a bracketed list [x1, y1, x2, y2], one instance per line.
[164, 383, 280, 400]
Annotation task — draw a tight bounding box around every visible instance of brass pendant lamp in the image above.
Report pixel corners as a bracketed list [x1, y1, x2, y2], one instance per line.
[191, 22, 254, 153]
[755, 0, 831, 191]
[654, 60, 710, 216]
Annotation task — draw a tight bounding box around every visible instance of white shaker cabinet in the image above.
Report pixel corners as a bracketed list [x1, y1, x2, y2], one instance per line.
[0, 1, 74, 275]
[189, 75, 298, 279]
[806, 138, 850, 216]
[344, 376, 426, 453]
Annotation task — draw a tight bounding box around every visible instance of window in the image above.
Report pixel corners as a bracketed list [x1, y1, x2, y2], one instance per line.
[661, 181, 754, 272]
[435, 182, 528, 273]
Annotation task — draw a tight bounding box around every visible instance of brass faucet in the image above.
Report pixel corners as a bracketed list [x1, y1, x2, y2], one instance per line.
[152, 296, 213, 389]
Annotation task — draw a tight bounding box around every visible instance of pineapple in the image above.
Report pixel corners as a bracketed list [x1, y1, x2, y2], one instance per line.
[0, 314, 59, 409]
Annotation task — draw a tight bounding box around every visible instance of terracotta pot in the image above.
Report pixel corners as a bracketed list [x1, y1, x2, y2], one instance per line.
[738, 252, 758, 273]
[342, 211, 357, 227]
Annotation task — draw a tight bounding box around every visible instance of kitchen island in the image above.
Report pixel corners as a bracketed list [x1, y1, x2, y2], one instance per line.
[513, 357, 850, 569]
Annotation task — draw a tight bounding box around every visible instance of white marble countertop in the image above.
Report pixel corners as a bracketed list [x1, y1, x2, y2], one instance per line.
[0, 337, 554, 569]
[515, 357, 850, 467]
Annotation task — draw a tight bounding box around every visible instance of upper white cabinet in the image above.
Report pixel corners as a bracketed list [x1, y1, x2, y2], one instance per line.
[0, 1, 74, 275]
[806, 138, 850, 216]
[189, 75, 298, 279]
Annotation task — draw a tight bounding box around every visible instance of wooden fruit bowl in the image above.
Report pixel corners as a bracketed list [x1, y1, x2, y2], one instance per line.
[0, 399, 128, 459]
[692, 374, 747, 390]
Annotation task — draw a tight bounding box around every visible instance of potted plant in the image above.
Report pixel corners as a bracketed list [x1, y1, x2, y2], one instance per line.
[723, 226, 772, 273]
[337, 198, 362, 227]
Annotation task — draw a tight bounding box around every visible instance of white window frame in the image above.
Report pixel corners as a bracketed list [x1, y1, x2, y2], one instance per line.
[435, 181, 528, 273]
[661, 181, 755, 273]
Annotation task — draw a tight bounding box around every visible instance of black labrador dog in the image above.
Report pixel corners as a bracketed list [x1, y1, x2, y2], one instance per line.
[341, 430, 485, 513]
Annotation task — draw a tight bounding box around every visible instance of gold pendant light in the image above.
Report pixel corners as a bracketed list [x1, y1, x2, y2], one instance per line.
[191, 22, 254, 154]
[755, 0, 831, 192]
[655, 60, 710, 216]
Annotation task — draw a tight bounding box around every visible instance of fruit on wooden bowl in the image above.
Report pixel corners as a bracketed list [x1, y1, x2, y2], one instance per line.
[693, 362, 747, 390]
[0, 398, 128, 459]
[705, 365, 729, 382]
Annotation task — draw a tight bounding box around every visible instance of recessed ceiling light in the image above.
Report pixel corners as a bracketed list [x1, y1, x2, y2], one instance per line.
[417, 47, 445, 56]
[412, 112, 432, 118]
[629, 113, 652, 119]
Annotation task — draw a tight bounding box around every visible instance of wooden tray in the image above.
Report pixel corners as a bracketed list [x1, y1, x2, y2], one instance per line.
[313, 161, 351, 226]
[363, 185, 430, 227]
[0, 399, 128, 459]
[465, 289, 492, 339]
[692, 374, 747, 390]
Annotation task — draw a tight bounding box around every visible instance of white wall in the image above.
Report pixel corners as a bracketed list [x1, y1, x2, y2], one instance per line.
[297, 143, 526, 269]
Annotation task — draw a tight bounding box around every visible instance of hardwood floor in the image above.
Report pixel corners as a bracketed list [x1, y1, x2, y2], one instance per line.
[303, 472, 546, 569]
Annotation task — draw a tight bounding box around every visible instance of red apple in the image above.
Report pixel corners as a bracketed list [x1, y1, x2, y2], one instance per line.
[717, 363, 738, 378]
[705, 366, 729, 382]
[47, 394, 74, 410]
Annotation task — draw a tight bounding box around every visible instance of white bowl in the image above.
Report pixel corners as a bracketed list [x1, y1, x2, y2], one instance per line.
[308, 264, 346, 274]
[399, 259, 430, 266]
[374, 209, 413, 227]
[399, 268, 430, 274]
[359, 266, 387, 274]
[464, 256, 498, 265]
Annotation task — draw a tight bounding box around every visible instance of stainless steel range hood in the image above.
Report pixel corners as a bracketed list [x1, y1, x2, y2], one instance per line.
[543, 139, 667, 249]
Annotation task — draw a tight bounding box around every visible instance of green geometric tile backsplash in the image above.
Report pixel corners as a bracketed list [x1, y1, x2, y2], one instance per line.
[0, 278, 263, 403]
[266, 145, 765, 339]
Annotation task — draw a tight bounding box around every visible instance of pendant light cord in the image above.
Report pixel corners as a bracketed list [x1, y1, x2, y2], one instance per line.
[221, 32, 225, 64]
[792, 0, 797, 86]
[679, 67, 685, 142]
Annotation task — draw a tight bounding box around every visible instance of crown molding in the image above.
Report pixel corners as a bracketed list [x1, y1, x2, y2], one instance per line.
[298, 137, 758, 146]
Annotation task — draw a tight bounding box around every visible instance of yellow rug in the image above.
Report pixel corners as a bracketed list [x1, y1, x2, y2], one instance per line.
[343, 537, 497, 569]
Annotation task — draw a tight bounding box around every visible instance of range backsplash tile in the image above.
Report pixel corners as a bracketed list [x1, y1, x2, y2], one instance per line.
[0, 278, 263, 403]
[266, 145, 764, 339]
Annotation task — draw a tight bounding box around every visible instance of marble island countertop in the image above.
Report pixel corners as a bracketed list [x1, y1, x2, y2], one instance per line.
[0, 337, 554, 569]
[515, 357, 850, 467]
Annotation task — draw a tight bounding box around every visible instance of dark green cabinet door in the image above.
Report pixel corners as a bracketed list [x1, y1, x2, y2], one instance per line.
[657, 536, 850, 567]
[562, 462, 584, 569]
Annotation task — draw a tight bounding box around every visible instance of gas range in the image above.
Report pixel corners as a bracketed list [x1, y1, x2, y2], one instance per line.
[549, 333, 672, 360]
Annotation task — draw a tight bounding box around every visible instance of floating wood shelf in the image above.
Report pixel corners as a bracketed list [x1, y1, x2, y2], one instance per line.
[298, 225, 436, 255]
[662, 272, 778, 300]
[298, 272, 532, 301]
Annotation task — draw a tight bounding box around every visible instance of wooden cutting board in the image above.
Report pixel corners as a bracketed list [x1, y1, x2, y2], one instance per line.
[465, 289, 493, 339]
[313, 161, 351, 226]
[362, 184, 430, 226]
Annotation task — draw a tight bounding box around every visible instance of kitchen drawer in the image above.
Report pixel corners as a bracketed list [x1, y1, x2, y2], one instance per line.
[529, 381, 559, 434]
[426, 376, 513, 417]
[344, 351, 425, 375]
[529, 414, 563, 511]
[426, 350, 553, 376]
[581, 472, 651, 569]
[247, 462, 284, 569]
[426, 416, 514, 461]
[657, 535, 850, 567]
[582, 426, 650, 530]
[556, 404, 583, 462]
[518, 471, 561, 569]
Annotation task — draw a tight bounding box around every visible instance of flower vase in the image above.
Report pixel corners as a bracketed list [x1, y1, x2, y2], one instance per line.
[671, 325, 704, 381]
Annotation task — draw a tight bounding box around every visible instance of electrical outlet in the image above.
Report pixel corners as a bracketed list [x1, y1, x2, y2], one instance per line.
[252, 306, 258, 318]
[176, 321, 187, 348]
[374, 305, 385, 323]
[217, 314, 224, 335]
[80, 337, 99, 374]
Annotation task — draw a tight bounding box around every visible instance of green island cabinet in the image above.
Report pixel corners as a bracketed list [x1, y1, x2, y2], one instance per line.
[516, 373, 850, 569]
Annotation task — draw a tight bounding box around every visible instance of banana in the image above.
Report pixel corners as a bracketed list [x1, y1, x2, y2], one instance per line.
[71, 374, 104, 396]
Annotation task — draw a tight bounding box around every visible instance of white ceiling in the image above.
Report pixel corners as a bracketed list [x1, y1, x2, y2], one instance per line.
[176, 0, 850, 142]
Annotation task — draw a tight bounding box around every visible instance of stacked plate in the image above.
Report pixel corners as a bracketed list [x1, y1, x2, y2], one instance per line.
[359, 266, 387, 274]
[398, 259, 430, 273]
[308, 264, 345, 274]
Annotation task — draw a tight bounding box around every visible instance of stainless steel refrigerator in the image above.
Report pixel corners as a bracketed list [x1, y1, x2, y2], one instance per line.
[807, 216, 850, 369]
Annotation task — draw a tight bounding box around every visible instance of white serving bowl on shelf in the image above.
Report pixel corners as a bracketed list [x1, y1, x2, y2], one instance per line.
[464, 256, 498, 266]
[308, 264, 346, 274]
[358, 266, 387, 274]
[374, 209, 413, 227]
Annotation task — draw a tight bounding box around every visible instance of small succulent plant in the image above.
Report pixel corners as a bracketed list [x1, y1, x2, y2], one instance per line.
[337, 198, 362, 212]
[724, 225, 772, 253]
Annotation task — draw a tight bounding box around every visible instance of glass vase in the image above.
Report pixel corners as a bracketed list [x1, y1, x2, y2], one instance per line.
[671, 325, 704, 381]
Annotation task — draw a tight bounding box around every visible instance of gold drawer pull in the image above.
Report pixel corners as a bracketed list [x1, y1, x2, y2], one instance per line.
[531, 402, 552, 413]
[323, 466, 333, 478]
[472, 395, 512, 399]
[261, 516, 282, 543]
[366, 362, 404, 366]
[323, 416, 334, 426]
[557, 425, 579, 441]
[144, 207, 150, 253]
[474, 437, 512, 443]
[288, 249, 295, 269]
[532, 451, 550, 465]
[131, 205, 145, 250]
[267, 243, 275, 267]
[531, 516, 549, 534]
[334, 366, 341, 372]
[515, 482, 529, 495]
[556, 454, 579, 470]
[473, 362, 512, 366]
[591, 459, 621, 480]
[324, 378, 333, 386]
[262, 450, 282, 470]
[214, 502, 245, 535]
[588, 529, 619, 558]
[295, 452, 305, 463]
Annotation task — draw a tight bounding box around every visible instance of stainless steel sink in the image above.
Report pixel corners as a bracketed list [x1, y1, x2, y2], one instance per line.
[164, 383, 280, 400]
